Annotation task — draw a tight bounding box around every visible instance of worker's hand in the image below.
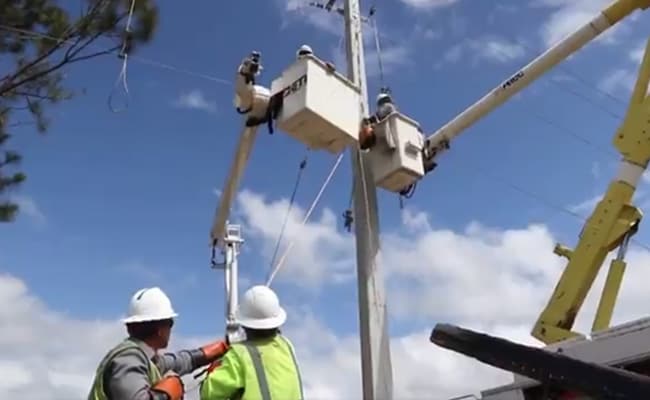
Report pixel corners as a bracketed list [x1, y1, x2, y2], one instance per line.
[359, 125, 376, 151]
[200, 340, 229, 363]
[152, 371, 184, 400]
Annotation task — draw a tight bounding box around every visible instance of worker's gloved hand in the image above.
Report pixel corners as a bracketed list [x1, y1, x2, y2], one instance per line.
[152, 371, 184, 400]
[200, 340, 229, 363]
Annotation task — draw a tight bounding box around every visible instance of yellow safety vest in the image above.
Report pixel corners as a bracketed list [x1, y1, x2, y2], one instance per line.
[88, 338, 162, 400]
[200, 334, 303, 400]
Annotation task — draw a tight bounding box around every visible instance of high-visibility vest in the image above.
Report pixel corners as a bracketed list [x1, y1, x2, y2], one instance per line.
[201, 334, 304, 400]
[88, 338, 162, 400]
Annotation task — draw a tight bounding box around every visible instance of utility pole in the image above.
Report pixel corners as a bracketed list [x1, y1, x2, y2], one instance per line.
[343, 0, 394, 398]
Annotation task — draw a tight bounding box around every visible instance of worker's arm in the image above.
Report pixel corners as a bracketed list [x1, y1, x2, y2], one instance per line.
[105, 349, 173, 400]
[199, 349, 244, 400]
[156, 341, 229, 376]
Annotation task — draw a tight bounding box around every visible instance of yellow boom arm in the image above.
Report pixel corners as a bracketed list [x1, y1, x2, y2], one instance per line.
[532, 39, 650, 344]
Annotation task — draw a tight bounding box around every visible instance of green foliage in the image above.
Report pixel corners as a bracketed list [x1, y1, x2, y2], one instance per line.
[0, 0, 159, 222]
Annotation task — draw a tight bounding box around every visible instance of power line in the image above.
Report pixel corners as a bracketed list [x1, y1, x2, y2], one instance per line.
[509, 37, 629, 108]
[464, 164, 650, 253]
[266, 152, 345, 287]
[0, 24, 231, 85]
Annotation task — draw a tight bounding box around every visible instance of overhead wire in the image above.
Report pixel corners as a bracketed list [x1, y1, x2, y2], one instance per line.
[0, 24, 231, 88]
[508, 37, 629, 108]
[265, 152, 345, 287]
[268, 151, 309, 271]
[466, 163, 650, 253]
[370, 8, 385, 86]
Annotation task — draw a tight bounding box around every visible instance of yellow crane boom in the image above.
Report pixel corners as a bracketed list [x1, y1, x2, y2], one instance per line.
[532, 38, 650, 344]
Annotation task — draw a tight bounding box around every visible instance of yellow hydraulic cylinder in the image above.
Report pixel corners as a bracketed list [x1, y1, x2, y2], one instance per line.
[532, 38, 650, 344]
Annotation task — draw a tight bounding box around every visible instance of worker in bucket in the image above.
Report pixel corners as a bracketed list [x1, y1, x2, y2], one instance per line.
[238, 50, 263, 85]
[234, 50, 266, 116]
[199, 285, 304, 400]
[296, 43, 336, 72]
[296, 44, 313, 59]
[88, 287, 230, 400]
[359, 91, 397, 150]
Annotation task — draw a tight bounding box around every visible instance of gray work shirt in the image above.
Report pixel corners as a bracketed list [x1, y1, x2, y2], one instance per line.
[104, 338, 204, 400]
[376, 102, 396, 122]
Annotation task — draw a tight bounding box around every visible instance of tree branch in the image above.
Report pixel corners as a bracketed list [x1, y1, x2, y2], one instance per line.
[0, 29, 72, 90]
[13, 91, 61, 101]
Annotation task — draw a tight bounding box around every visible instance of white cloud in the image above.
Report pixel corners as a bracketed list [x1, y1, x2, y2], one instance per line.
[568, 193, 601, 217]
[237, 189, 650, 327]
[173, 90, 217, 113]
[591, 161, 601, 180]
[599, 68, 636, 95]
[630, 41, 646, 63]
[236, 189, 355, 287]
[281, 0, 342, 35]
[418, 26, 443, 40]
[535, 0, 633, 48]
[436, 36, 526, 69]
[11, 194, 46, 226]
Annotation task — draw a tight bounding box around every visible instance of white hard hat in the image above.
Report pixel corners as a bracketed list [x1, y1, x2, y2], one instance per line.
[122, 287, 178, 324]
[236, 285, 287, 329]
[297, 44, 313, 57]
[376, 93, 391, 103]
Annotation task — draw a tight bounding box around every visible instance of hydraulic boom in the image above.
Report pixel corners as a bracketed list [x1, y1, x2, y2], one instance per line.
[209, 125, 259, 246]
[532, 38, 650, 344]
[422, 0, 650, 165]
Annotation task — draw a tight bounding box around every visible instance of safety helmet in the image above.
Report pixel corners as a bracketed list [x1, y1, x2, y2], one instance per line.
[297, 44, 313, 58]
[236, 285, 287, 329]
[376, 92, 392, 104]
[121, 287, 178, 324]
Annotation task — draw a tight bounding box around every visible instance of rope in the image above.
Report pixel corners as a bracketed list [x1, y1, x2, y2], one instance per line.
[108, 0, 137, 113]
[265, 152, 345, 286]
[371, 13, 385, 86]
[268, 152, 309, 270]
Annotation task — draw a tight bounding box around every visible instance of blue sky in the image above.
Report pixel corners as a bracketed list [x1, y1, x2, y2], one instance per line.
[3, 0, 650, 398]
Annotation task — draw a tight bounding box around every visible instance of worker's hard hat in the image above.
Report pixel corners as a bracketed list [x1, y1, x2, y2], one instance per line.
[376, 93, 391, 103]
[236, 285, 287, 329]
[121, 287, 178, 324]
[297, 44, 313, 57]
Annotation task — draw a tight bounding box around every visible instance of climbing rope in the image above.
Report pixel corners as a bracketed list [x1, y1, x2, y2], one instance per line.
[268, 151, 309, 270]
[108, 0, 137, 112]
[371, 16, 384, 85]
[342, 178, 355, 232]
[265, 152, 345, 286]
[369, 7, 385, 87]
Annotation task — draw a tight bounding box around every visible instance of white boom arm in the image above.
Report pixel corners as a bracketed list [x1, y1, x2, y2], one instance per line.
[424, 0, 650, 158]
[208, 123, 259, 343]
[210, 125, 259, 245]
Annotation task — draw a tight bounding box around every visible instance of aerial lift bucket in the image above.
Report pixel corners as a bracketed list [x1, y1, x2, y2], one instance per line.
[430, 323, 650, 399]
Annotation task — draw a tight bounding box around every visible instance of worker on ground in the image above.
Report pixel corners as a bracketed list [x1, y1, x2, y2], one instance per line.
[359, 92, 397, 150]
[88, 287, 229, 400]
[199, 285, 304, 400]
